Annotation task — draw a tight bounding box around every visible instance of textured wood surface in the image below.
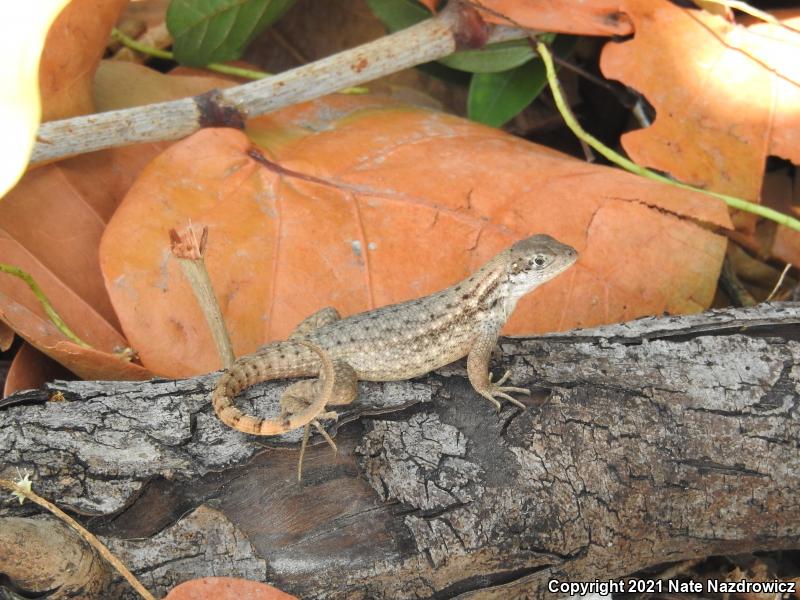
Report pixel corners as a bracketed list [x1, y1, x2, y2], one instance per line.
[1, 303, 799, 599]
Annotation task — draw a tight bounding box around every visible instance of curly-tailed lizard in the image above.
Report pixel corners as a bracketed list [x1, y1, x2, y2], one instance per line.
[212, 234, 578, 478]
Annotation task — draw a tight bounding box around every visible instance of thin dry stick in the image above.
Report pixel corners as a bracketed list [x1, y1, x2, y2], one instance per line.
[169, 226, 236, 368]
[31, 5, 529, 165]
[536, 40, 800, 234]
[766, 262, 792, 301]
[0, 478, 156, 600]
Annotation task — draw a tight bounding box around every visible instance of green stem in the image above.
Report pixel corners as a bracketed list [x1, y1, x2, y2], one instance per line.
[536, 41, 800, 233]
[0, 264, 91, 348]
[111, 28, 369, 94]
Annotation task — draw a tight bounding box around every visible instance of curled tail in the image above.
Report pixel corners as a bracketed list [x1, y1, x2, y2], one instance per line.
[212, 340, 334, 435]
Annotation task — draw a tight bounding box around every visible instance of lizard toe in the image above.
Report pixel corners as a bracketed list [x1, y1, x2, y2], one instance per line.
[491, 369, 512, 386]
[312, 420, 338, 454]
[498, 385, 530, 396]
[493, 391, 527, 409]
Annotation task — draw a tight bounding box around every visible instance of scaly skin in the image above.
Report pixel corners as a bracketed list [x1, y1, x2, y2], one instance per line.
[212, 234, 578, 466]
[212, 340, 334, 435]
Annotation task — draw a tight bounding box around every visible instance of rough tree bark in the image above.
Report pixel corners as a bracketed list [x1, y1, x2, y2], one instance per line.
[1, 303, 799, 599]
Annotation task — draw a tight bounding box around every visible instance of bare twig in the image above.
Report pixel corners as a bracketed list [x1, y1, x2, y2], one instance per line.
[32, 6, 529, 165]
[0, 476, 156, 600]
[169, 225, 236, 368]
[766, 262, 792, 302]
[631, 97, 652, 128]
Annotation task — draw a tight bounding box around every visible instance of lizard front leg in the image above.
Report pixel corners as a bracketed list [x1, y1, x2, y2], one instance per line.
[288, 307, 341, 339]
[467, 330, 530, 410]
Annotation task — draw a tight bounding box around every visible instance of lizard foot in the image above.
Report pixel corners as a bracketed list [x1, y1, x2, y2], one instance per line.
[480, 370, 530, 410]
[316, 410, 339, 422]
[297, 419, 339, 482]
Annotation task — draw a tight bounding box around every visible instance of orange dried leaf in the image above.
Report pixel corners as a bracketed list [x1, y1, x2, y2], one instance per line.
[0, 63, 232, 380]
[471, 0, 633, 36]
[165, 577, 297, 600]
[39, 0, 128, 121]
[3, 342, 72, 397]
[0, 321, 13, 351]
[101, 96, 731, 377]
[600, 2, 800, 202]
[0, 146, 159, 380]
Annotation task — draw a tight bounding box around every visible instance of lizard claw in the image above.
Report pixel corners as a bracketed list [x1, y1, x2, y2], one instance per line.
[493, 369, 513, 387]
[481, 371, 530, 410]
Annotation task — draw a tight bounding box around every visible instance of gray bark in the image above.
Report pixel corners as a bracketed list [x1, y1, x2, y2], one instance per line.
[1, 303, 799, 599]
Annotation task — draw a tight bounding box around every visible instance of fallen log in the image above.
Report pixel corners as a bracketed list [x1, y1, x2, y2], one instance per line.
[1, 303, 799, 599]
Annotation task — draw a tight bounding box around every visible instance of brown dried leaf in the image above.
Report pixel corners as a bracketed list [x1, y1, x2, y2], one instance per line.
[101, 96, 731, 377]
[0, 321, 14, 351]
[0, 516, 112, 597]
[600, 3, 800, 202]
[0, 62, 233, 380]
[39, 0, 128, 121]
[3, 342, 73, 397]
[471, 0, 633, 36]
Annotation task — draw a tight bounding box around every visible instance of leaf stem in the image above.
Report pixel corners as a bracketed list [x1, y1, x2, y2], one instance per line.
[111, 28, 268, 80]
[169, 226, 236, 368]
[0, 478, 156, 600]
[535, 41, 800, 233]
[0, 263, 91, 348]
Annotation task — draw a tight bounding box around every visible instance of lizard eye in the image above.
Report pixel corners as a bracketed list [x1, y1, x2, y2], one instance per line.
[533, 255, 546, 267]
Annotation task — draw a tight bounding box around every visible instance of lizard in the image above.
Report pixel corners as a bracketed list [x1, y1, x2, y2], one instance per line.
[212, 234, 578, 479]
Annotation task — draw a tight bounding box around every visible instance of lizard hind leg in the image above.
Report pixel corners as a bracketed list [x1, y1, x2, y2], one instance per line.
[279, 358, 357, 426]
[280, 359, 357, 480]
[212, 340, 335, 437]
[297, 421, 338, 481]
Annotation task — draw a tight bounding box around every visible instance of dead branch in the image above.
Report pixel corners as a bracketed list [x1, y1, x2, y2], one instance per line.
[1, 303, 799, 599]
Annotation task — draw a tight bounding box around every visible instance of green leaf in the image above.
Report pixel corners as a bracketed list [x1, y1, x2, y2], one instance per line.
[440, 40, 535, 73]
[167, 0, 296, 67]
[467, 59, 548, 128]
[365, 0, 429, 33]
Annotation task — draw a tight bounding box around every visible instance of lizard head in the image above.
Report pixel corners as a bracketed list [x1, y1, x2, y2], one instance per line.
[505, 234, 578, 298]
